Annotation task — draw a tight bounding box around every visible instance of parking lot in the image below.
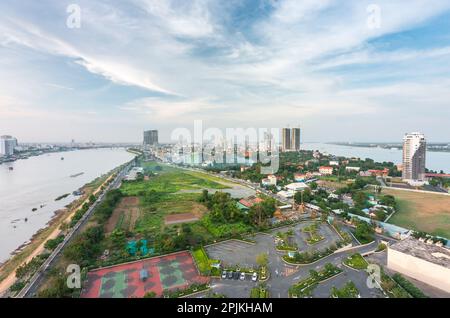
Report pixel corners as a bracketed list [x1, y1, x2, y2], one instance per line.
[201, 222, 394, 298]
[276, 221, 342, 252]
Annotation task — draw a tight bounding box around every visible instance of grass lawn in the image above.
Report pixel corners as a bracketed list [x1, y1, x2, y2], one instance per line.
[384, 189, 450, 238]
[192, 247, 219, 275]
[343, 253, 368, 270]
[121, 170, 228, 195]
[132, 193, 204, 233]
[250, 286, 269, 298]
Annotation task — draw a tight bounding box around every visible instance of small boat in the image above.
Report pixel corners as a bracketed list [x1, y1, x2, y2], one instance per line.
[32, 208, 37, 212]
[8, 167, 13, 171]
[61, 157, 64, 160]
[24, 218, 28, 222]
[70, 172, 84, 178]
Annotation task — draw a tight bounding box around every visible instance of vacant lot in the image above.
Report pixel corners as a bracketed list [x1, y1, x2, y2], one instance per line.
[385, 189, 450, 238]
[105, 196, 140, 233]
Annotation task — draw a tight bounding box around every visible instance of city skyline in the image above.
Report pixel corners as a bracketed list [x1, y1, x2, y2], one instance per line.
[1, 1, 450, 143]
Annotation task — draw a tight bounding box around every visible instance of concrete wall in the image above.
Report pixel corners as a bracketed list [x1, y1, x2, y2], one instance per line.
[387, 248, 450, 293]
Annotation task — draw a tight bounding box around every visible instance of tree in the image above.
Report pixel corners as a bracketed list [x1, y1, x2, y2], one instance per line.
[294, 188, 312, 204]
[199, 189, 209, 203]
[353, 192, 367, 209]
[256, 253, 269, 268]
[354, 221, 375, 243]
[309, 269, 320, 280]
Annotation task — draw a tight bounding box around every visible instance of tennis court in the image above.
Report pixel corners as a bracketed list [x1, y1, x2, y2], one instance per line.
[81, 251, 209, 298]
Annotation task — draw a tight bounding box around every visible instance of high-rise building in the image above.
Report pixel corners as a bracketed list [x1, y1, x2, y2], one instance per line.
[0, 135, 18, 156]
[402, 132, 426, 181]
[281, 128, 291, 152]
[281, 127, 301, 152]
[291, 128, 301, 151]
[143, 130, 158, 146]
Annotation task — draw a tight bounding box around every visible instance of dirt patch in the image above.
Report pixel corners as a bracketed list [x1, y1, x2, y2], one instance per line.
[191, 203, 208, 218]
[317, 180, 346, 190]
[165, 213, 199, 225]
[105, 196, 141, 234]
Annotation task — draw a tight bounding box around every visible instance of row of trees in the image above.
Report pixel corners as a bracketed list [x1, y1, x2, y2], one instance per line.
[199, 190, 277, 227]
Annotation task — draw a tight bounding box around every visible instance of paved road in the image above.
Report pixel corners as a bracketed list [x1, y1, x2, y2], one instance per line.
[16, 162, 134, 298]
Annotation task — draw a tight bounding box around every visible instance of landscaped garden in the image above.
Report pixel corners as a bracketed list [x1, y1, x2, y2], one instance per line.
[378, 268, 411, 298]
[343, 253, 368, 270]
[283, 238, 350, 265]
[250, 284, 270, 298]
[275, 229, 297, 251]
[289, 263, 342, 298]
[391, 273, 428, 298]
[192, 247, 220, 276]
[330, 281, 360, 298]
[302, 222, 325, 245]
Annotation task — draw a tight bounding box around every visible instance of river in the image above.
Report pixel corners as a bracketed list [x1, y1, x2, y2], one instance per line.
[302, 142, 450, 173]
[0, 148, 136, 263]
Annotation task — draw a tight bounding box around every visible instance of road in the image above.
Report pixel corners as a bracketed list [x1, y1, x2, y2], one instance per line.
[15, 162, 134, 298]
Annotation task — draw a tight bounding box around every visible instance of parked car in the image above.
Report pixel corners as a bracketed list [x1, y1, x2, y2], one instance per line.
[227, 271, 234, 279]
[252, 272, 258, 282]
[240, 272, 246, 281]
[221, 271, 227, 279]
[233, 272, 240, 280]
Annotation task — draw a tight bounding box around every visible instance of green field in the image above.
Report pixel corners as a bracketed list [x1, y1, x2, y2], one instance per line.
[102, 162, 255, 258]
[384, 189, 450, 238]
[132, 193, 205, 233]
[121, 165, 229, 196]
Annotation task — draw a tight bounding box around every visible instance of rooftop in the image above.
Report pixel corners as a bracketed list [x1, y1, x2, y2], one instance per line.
[390, 237, 450, 268]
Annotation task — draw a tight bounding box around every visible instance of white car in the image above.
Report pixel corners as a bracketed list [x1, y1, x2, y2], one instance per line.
[240, 272, 246, 281]
[252, 272, 258, 282]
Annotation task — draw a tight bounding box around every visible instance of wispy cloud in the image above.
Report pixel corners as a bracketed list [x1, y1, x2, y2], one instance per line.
[0, 0, 450, 142]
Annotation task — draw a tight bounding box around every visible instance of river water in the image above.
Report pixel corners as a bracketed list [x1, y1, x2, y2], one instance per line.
[302, 142, 450, 173]
[0, 148, 135, 263]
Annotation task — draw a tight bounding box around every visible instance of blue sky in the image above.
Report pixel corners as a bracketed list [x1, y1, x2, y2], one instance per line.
[1, 0, 450, 143]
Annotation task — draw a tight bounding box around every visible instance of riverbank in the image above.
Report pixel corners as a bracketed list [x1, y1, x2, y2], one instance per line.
[302, 142, 450, 173]
[328, 142, 450, 153]
[0, 171, 116, 296]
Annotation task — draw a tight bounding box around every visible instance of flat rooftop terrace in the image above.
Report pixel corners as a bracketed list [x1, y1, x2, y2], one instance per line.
[390, 237, 450, 268]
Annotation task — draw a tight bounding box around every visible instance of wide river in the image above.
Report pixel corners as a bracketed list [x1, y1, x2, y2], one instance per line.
[302, 142, 450, 173]
[0, 148, 135, 263]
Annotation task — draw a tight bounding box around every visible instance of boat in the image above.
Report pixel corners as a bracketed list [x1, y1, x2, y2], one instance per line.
[61, 157, 64, 160]
[8, 167, 13, 170]
[70, 172, 84, 178]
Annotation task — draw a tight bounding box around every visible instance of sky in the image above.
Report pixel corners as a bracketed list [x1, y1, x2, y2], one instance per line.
[0, 0, 450, 143]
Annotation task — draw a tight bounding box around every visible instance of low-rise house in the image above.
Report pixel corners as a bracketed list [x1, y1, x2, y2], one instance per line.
[328, 193, 339, 200]
[319, 166, 334, 175]
[368, 168, 389, 177]
[359, 171, 372, 177]
[261, 174, 277, 186]
[329, 160, 339, 166]
[286, 182, 309, 192]
[294, 173, 310, 182]
[278, 190, 295, 198]
[345, 166, 361, 172]
[238, 196, 264, 210]
[332, 209, 344, 215]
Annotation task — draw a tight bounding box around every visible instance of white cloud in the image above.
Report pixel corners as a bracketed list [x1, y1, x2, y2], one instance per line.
[1, 0, 450, 141]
